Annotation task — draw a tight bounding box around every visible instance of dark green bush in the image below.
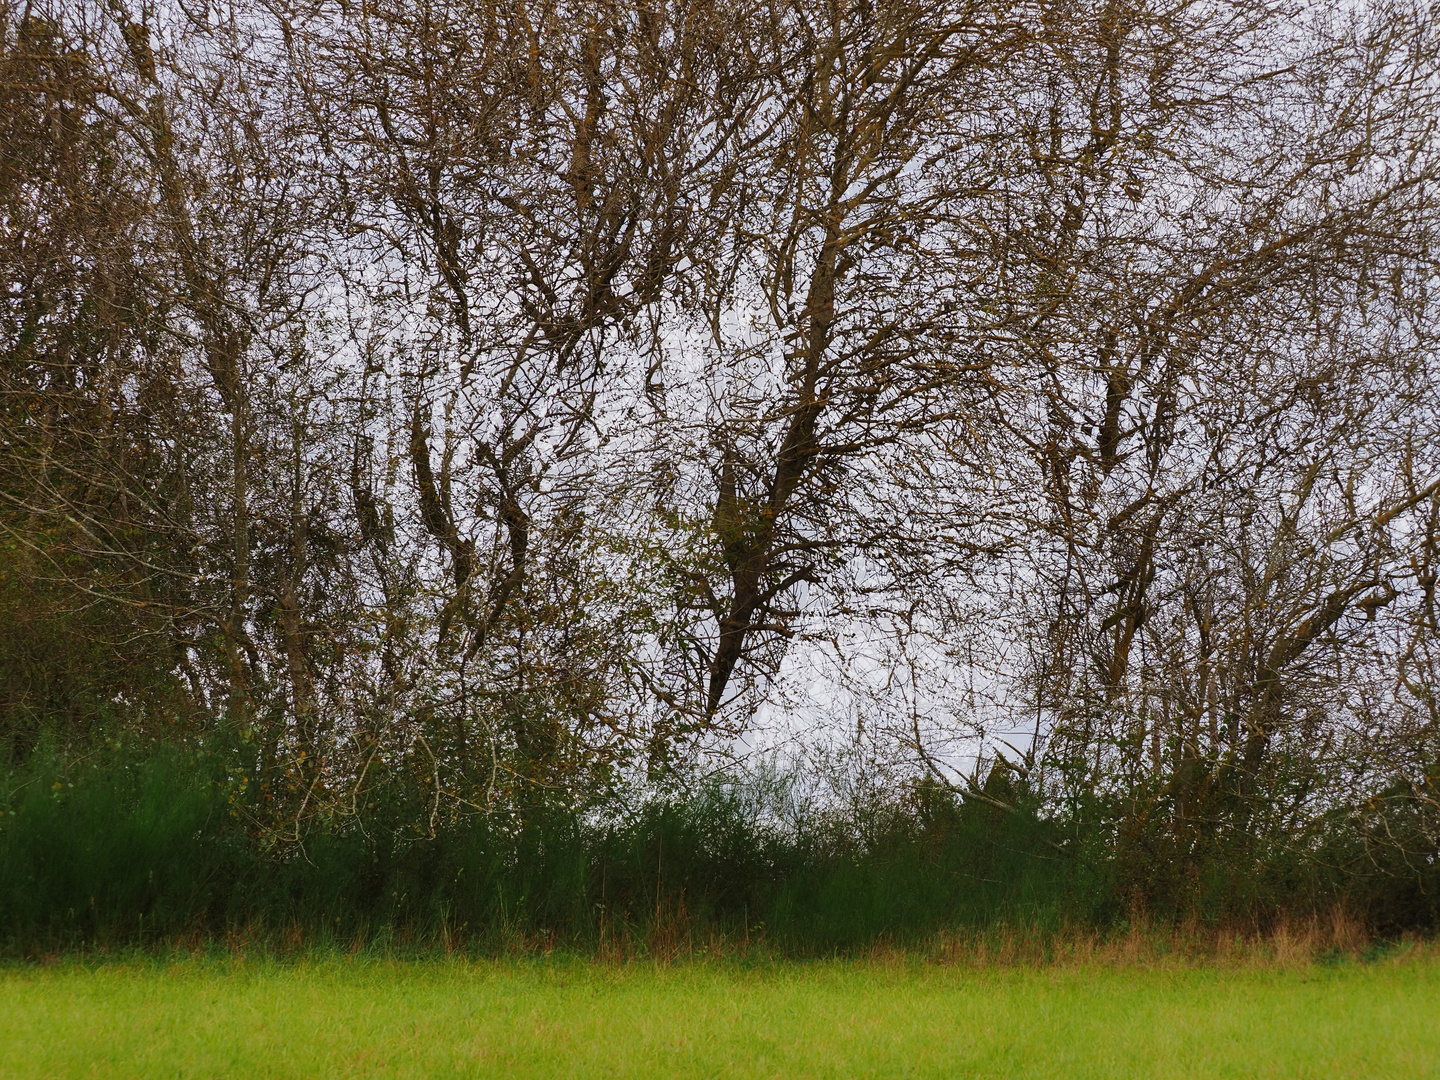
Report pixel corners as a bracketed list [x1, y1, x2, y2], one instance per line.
[1, 746, 1432, 954]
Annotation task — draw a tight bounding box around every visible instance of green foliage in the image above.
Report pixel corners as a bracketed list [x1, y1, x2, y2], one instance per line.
[0, 743, 239, 941]
[2, 746, 1434, 954]
[0, 749, 1087, 952]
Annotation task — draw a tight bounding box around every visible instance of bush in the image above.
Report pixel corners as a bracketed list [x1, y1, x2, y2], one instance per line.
[1, 745, 1431, 954]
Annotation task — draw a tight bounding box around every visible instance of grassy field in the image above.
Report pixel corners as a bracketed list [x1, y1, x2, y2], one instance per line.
[2, 951, 1438, 1078]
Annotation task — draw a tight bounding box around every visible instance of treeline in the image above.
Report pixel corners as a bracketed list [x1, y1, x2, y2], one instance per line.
[3, 0, 1440, 943]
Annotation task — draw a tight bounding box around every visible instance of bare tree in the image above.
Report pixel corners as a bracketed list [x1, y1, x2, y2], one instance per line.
[5, 0, 1438, 887]
[920, 0, 1440, 887]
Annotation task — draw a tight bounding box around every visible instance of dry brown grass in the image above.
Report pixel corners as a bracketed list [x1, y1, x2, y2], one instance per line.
[32, 904, 1438, 970]
[921, 908, 1437, 969]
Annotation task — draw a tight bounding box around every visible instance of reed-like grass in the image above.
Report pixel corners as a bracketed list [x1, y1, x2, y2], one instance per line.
[0, 746, 1097, 953]
[2, 745, 1434, 955]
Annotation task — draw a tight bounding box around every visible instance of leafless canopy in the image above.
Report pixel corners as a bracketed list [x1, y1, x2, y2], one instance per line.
[3, 0, 1438, 870]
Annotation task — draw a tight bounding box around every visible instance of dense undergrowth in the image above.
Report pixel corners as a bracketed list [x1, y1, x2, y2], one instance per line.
[1, 742, 1436, 956]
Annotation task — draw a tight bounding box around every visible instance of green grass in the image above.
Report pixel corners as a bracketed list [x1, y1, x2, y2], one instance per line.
[2, 955, 1438, 1078]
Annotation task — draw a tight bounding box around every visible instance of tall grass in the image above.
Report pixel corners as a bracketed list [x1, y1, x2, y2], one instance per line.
[0, 746, 1093, 953]
[0, 744, 240, 943]
[0, 745, 1432, 955]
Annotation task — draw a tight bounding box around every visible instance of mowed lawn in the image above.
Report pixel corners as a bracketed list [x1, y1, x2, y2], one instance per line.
[2, 953, 1438, 1078]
